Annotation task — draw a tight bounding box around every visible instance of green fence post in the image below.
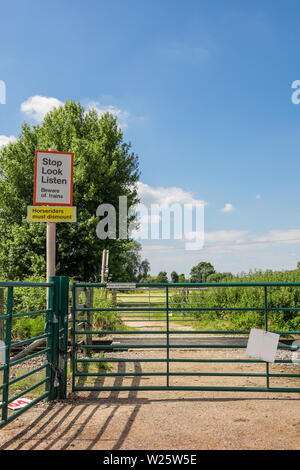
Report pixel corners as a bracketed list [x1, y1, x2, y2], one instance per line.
[47, 276, 69, 401]
[47, 277, 59, 400]
[166, 285, 169, 388]
[71, 282, 76, 392]
[46, 281, 54, 401]
[58, 276, 69, 399]
[2, 287, 13, 424]
[264, 286, 270, 389]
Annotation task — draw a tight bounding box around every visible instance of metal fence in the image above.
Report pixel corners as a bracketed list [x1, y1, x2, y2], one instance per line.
[0, 277, 69, 429]
[1, 279, 299, 429]
[72, 282, 300, 394]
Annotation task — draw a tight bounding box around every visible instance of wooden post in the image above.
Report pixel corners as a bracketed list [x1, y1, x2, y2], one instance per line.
[47, 222, 56, 280]
[46, 148, 57, 282]
[112, 289, 117, 307]
[101, 249, 107, 283]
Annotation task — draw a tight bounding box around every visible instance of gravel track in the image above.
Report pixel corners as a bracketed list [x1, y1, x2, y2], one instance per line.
[0, 319, 299, 450]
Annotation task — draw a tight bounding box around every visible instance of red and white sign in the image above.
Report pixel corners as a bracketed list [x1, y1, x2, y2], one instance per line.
[7, 398, 32, 410]
[34, 150, 73, 206]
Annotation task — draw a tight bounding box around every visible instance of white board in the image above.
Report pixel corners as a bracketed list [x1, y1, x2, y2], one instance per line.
[107, 283, 136, 289]
[246, 328, 280, 363]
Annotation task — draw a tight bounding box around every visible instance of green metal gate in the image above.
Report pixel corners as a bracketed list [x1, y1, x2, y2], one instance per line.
[1, 279, 299, 430]
[72, 282, 300, 394]
[0, 276, 69, 429]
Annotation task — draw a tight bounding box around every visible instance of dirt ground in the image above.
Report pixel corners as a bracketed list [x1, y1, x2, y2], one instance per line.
[0, 319, 299, 450]
[0, 387, 299, 450]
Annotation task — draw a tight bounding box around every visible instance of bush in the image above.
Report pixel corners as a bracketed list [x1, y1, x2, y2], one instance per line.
[175, 269, 300, 331]
[11, 275, 48, 340]
[93, 289, 124, 332]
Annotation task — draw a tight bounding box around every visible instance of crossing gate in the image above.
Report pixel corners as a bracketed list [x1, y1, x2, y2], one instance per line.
[1, 278, 299, 429]
[71, 282, 300, 394]
[0, 277, 69, 429]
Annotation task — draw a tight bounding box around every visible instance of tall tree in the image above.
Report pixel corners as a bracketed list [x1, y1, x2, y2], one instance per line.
[156, 271, 168, 283]
[190, 262, 215, 283]
[178, 273, 187, 283]
[170, 271, 179, 283]
[0, 101, 141, 281]
[138, 259, 151, 282]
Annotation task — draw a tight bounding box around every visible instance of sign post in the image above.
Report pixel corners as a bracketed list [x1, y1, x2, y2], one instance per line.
[46, 148, 58, 280]
[47, 219, 56, 280]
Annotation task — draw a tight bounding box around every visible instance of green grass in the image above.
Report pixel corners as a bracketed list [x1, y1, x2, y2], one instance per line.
[111, 280, 300, 333]
[0, 352, 111, 400]
[0, 367, 47, 400]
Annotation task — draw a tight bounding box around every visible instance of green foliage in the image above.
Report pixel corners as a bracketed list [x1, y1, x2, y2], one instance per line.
[190, 262, 215, 283]
[156, 271, 168, 283]
[145, 271, 169, 283]
[0, 101, 142, 282]
[11, 275, 47, 340]
[206, 272, 233, 283]
[112, 241, 148, 282]
[170, 271, 179, 283]
[138, 259, 151, 282]
[178, 269, 300, 331]
[12, 314, 45, 341]
[93, 290, 124, 331]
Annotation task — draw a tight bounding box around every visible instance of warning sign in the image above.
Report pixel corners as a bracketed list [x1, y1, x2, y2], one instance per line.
[34, 150, 73, 206]
[8, 398, 32, 410]
[27, 206, 77, 223]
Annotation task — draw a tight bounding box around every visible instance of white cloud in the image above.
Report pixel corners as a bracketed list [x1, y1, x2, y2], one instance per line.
[183, 230, 247, 245]
[252, 229, 300, 244]
[0, 135, 16, 147]
[205, 230, 248, 244]
[20, 96, 131, 128]
[86, 101, 130, 129]
[21, 95, 64, 121]
[220, 203, 235, 212]
[183, 228, 300, 249]
[256, 194, 262, 200]
[137, 182, 206, 208]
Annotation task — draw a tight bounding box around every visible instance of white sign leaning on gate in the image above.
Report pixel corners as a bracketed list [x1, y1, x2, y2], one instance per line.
[34, 150, 73, 206]
[246, 328, 280, 363]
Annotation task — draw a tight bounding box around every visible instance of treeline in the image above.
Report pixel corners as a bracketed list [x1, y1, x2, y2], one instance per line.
[146, 261, 300, 285]
[168, 265, 300, 331]
[145, 262, 232, 283]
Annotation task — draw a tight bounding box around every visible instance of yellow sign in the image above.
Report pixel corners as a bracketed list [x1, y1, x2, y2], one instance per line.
[27, 206, 77, 223]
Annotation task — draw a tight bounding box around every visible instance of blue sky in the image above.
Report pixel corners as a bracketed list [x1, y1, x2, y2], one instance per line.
[1, 0, 300, 276]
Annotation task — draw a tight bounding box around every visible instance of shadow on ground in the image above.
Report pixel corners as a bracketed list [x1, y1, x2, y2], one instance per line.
[1, 359, 299, 451]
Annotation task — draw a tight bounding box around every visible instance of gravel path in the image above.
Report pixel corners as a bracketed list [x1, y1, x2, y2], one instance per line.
[0, 319, 299, 450]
